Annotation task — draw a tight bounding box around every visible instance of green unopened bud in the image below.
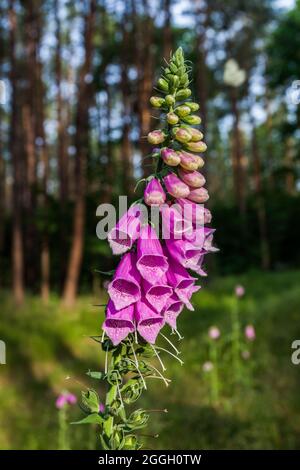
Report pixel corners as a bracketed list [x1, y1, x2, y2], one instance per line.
[174, 127, 192, 143]
[185, 140, 207, 152]
[170, 63, 178, 74]
[169, 75, 180, 89]
[185, 102, 199, 112]
[182, 114, 202, 125]
[176, 88, 192, 100]
[180, 73, 189, 85]
[175, 105, 191, 118]
[158, 78, 169, 92]
[189, 127, 204, 142]
[147, 130, 166, 145]
[150, 96, 165, 108]
[165, 94, 175, 106]
[167, 112, 179, 125]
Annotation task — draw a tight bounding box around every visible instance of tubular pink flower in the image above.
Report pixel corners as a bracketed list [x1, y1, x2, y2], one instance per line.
[177, 198, 206, 226]
[108, 205, 142, 255]
[137, 225, 169, 283]
[165, 237, 202, 270]
[143, 275, 173, 313]
[135, 297, 164, 344]
[166, 256, 200, 310]
[108, 252, 141, 310]
[144, 178, 166, 206]
[103, 300, 135, 346]
[187, 187, 209, 203]
[161, 204, 193, 240]
[203, 232, 219, 253]
[164, 173, 190, 199]
[178, 168, 206, 188]
[163, 294, 184, 329]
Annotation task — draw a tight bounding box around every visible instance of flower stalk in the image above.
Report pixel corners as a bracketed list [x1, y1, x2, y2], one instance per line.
[76, 47, 217, 449]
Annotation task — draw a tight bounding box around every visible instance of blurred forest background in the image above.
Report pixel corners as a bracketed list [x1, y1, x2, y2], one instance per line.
[1, 0, 300, 450]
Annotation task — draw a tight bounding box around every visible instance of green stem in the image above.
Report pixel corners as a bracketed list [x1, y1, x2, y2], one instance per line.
[58, 407, 69, 450]
[209, 341, 219, 405]
[231, 300, 241, 384]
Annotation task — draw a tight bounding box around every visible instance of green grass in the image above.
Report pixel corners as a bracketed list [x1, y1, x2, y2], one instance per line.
[1, 270, 300, 449]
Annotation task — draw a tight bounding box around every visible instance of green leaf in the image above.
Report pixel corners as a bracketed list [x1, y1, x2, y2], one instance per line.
[86, 370, 105, 380]
[71, 413, 103, 425]
[81, 389, 100, 413]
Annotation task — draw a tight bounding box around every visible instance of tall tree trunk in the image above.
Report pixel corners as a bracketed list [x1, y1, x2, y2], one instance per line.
[251, 124, 271, 270]
[34, 9, 50, 302]
[162, 0, 172, 60]
[121, 5, 134, 196]
[55, 0, 69, 290]
[132, 0, 155, 178]
[284, 137, 295, 195]
[9, 0, 24, 304]
[62, 0, 96, 307]
[194, 0, 208, 139]
[22, 0, 39, 289]
[230, 88, 246, 217]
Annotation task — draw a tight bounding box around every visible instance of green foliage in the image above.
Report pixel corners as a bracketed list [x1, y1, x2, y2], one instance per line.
[1, 271, 300, 449]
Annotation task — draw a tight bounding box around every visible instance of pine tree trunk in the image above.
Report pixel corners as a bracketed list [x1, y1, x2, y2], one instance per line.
[9, 0, 24, 305]
[121, 6, 133, 196]
[62, 0, 96, 307]
[251, 125, 271, 270]
[162, 0, 172, 60]
[132, 0, 154, 178]
[230, 89, 246, 217]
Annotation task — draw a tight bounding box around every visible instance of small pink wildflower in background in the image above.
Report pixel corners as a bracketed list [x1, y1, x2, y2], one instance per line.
[203, 361, 214, 372]
[208, 326, 220, 340]
[235, 285, 245, 298]
[245, 324, 256, 341]
[55, 392, 77, 409]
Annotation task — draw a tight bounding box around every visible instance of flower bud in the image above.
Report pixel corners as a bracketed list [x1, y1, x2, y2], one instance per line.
[179, 151, 202, 171]
[175, 105, 191, 118]
[176, 88, 192, 100]
[161, 148, 181, 166]
[164, 173, 190, 199]
[187, 187, 209, 203]
[158, 78, 169, 92]
[144, 178, 166, 206]
[185, 102, 199, 112]
[147, 130, 166, 145]
[165, 94, 175, 106]
[185, 141, 207, 153]
[169, 74, 180, 89]
[180, 73, 189, 85]
[174, 127, 192, 143]
[189, 128, 204, 142]
[167, 112, 179, 125]
[178, 168, 206, 188]
[170, 62, 178, 74]
[182, 114, 202, 125]
[150, 96, 165, 108]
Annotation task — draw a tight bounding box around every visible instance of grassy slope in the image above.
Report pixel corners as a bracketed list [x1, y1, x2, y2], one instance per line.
[0, 270, 300, 449]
